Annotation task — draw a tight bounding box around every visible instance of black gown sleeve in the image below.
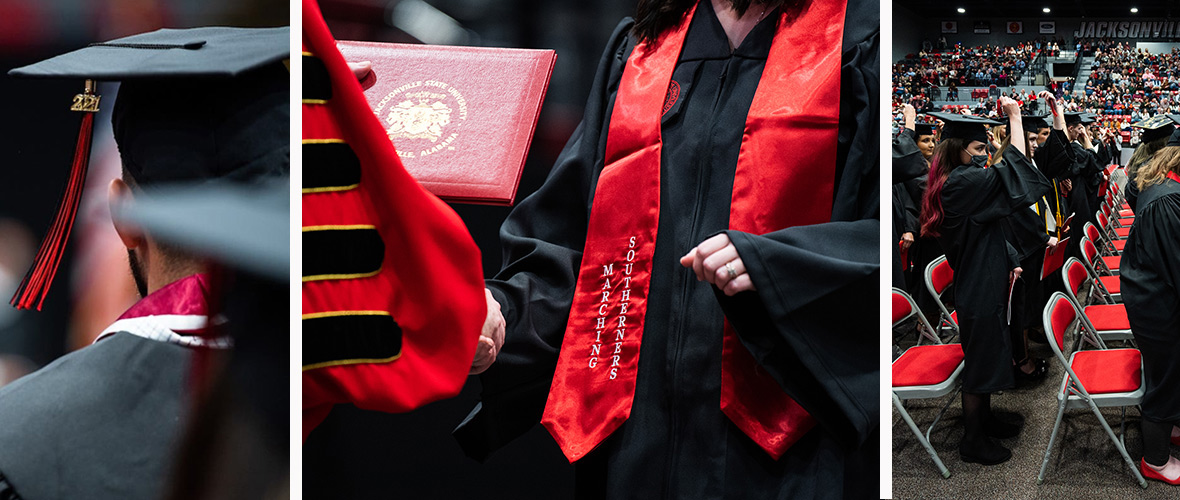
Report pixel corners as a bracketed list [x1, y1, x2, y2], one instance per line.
[454, 19, 634, 460]
[943, 147, 1052, 225]
[1035, 129, 1077, 180]
[715, 28, 880, 448]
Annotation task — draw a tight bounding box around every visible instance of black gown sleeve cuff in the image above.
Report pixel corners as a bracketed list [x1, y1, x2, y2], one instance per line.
[709, 224, 879, 448]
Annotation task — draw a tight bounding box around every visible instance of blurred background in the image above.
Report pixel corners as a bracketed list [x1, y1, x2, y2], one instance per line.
[0, 0, 286, 406]
[303, 0, 638, 498]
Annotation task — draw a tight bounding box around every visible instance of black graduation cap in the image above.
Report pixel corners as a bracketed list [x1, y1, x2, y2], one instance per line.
[1132, 114, 1180, 143]
[1021, 113, 1049, 132]
[6, 26, 290, 310]
[1064, 112, 1095, 126]
[914, 122, 936, 136]
[925, 112, 1002, 144]
[112, 177, 289, 281]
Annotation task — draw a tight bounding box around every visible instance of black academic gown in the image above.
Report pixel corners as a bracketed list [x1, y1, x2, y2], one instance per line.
[0, 333, 190, 500]
[1119, 177, 1180, 422]
[937, 148, 1051, 393]
[893, 129, 925, 289]
[1068, 142, 1104, 243]
[1007, 130, 1075, 334]
[455, 1, 880, 498]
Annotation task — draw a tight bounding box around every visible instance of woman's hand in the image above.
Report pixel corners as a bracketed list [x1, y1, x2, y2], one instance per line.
[471, 288, 505, 375]
[900, 232, 915, 251]
[902, 103, 916, 131]
[679, 233, 757, 296]
[998, 96, 1021, 117]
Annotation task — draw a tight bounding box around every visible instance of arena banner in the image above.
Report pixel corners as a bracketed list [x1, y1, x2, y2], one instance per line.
[1074, 20, 1180, 39]
[1040, 21, 1055, 34]
[1007, 21, 1023, 34]
[942, 20, 957, 34]
[974, 21, 990, 34]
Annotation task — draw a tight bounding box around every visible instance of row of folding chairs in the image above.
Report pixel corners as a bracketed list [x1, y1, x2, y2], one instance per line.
[892, 254, 1147, 487]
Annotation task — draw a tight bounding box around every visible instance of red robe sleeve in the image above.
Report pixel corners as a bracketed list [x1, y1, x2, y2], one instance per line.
[301, 0, 485, 440]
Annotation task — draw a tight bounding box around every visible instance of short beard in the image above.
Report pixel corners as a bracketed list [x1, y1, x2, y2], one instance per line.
[127, 249, 149, 298]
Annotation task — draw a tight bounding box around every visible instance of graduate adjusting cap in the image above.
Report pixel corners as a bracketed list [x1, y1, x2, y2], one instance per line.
[7, 26, 290, 310]
[1064, 111, 1096, 126]
[1132, 114, 1180, 144]
[1021, 113, 1049, 132]
[925, 111, 1002, 144]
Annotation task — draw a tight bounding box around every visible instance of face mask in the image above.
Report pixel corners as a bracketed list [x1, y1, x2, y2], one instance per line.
[966, 150, 988, 168]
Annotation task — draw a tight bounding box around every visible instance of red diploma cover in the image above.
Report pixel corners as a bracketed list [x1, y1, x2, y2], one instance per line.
[336, 41, 556, 205]
[1040, 237, 1070, 280]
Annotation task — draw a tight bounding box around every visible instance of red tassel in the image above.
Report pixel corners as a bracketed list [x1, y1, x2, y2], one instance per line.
[11, 90, 98, 311]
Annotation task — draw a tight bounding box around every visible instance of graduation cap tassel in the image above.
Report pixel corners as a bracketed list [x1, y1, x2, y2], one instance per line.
[11, 81, 100, 310]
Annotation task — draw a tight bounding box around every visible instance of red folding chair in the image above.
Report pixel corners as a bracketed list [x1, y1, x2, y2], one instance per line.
[923, 255, 959, 336]
[893, 341, 964, 478]
[1099, 211, 1131, 240]
[1062, 258, 1133, 346]
[1084, 222, 1122, 273]
[1036, 292, 1146, 488]
[1080, 235, 1121, 303]
[893, 287, 941, 346]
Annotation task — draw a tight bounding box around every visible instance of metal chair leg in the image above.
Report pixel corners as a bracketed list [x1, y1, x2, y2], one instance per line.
[894, 392, 951, 479]
[1037, 391, 1069, 484]
[1086, 399, 1147, 488]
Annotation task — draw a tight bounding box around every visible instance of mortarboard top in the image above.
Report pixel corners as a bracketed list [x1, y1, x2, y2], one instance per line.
[914, 122, 936, 136]
[1064, 111, 1095, 125]
[112, 177, 289, 281]
[925, 111, 1001, 143]
[6, 26, 290, 310]
[1132, 114, 1180, 143]
[1021, 113, 1050, 132]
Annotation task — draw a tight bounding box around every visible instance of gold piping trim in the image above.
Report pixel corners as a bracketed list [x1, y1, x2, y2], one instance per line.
[302, 51, 315, 56]
[302, 268, 382, 282]
[302, 98, 328, 105]
[303, 352, 402, 371]
[301, 224, 376, 232]
[302, 310, 392, 320]
[302, 138, 346, 144]
[302, 184, 359, 194]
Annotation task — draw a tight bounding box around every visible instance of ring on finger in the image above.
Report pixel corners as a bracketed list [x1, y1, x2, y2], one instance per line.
[725, 261, 738, 280]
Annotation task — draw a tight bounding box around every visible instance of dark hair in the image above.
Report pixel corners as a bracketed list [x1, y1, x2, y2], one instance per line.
[919, 138, 969, 238]
[633, 0, 773, 44]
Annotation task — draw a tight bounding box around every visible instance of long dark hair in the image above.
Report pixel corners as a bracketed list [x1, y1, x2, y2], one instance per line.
[633, 0, 775, 43]
[919, 138, 969, 238]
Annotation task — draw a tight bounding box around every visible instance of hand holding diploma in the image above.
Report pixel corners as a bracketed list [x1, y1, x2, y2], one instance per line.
[471, 289, 505, 374]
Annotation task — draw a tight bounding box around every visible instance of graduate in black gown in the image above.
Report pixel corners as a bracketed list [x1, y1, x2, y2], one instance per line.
[1119, 131, 1180, 485]
[893, 104, 924, 290]
[1002, 99, 1074, 385]
[1063, 112, 1106, 255]
[919, 100, 1052, 465]
[0, 28, 288, 499]
[1124, 115, 1178, 213]
[456, 0, 879, 497]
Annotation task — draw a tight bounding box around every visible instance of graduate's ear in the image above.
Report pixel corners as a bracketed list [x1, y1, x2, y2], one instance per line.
[108, 178, 145, 250]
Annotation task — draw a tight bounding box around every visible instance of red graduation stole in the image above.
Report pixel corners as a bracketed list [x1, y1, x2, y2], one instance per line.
[301, 0, 486, 440]
[541, 0, 846, 462]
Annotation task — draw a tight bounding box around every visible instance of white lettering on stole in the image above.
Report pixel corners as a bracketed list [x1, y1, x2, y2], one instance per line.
[588, 235, 641, 380]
